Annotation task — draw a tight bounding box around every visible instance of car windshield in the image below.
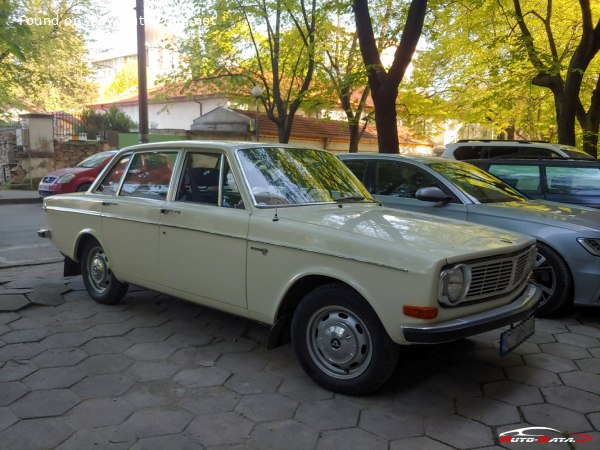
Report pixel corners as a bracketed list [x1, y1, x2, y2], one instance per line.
[427, 161, 527, 204]
[237, 146, 374, 206]
[76, 152, 114, 168]
[558, 146, 596, 161]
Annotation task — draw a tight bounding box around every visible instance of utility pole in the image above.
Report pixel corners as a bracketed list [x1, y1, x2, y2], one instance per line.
[135, 0, 149, 144]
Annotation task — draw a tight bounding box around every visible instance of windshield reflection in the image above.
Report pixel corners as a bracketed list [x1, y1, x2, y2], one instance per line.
[237, 147, 373, 206]
[428, 161, 527, 204]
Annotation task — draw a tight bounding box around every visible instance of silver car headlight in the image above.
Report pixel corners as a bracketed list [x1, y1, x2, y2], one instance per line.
[577, 238, 600, 256]
[439, 264, 471, 306]
[56, 173, 76, 184]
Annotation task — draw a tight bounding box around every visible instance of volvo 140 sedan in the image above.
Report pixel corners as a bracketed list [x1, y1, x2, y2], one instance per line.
[40, 142, 540, 394]
[339, 153, 600, 317]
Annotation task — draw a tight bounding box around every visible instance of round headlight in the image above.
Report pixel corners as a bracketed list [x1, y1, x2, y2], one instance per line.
[439, 264, 471, 306]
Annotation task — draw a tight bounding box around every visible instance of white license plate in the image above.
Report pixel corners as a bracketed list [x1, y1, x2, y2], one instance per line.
[500, 315, 535, 355]
[38, 183, 51, 191]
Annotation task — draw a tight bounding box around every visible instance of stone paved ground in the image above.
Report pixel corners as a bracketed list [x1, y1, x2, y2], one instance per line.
[1, 262, 599, 450]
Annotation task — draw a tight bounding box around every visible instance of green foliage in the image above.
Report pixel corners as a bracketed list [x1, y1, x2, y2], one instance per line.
[77, 107, 137, 138]
[102, 61, 139, 99]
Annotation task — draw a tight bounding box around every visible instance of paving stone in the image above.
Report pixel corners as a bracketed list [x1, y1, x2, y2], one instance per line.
[183, 386, 241, 415]
[505, 366, 562, 387]
[555, 332, 599, 349]
[23, 366, 87, 389]
[55, 425, 135, 450]
[217, 352, 269, 373]
[542, 385, 600, 414]
[510, 340, 541, 355]
[0, 417, 74, 449]
[527, 330, 556, 344]
[390, 436, 455, 450]
[561, 371, 600, 395]
[589, 412, 600, 430]
[318, 427, 387, 450]
[206, 337, 257, 354]
[10, 389, 81, 418]
[72, 373, 135, 398]
[419, 373, 482, 398]
[521, 403, 591, 432]
[0, 288, 34, 295]
[7, 315, 56, 329]
[0, 360, 38, 381]
[127, 361, 180, 381]
[0, 294, 30, 311]
[81, 336, 133, 355]
[225, 371, 281, 394]
[1, 327, 53, 343]
[391, 387, 455, 418]
[166, 330, 213, 349]
[126, 325, 174, 344]
[173, 367, 231, 388]
[456, 397, 520, 426]
[88, 322, 137, 337]
[278, 377, 333, 401]
[41, 330, 93, 348]
[591, 348, 600, 358]
[359, 408, 423, 440]
[0, 407, 18, 432]
[248, 419, 318, 450]
[77, 353, 134, 375]
[535, 318, 569, 334]
[264, 356, 305, 379]
[0, 342, 45, 361]
[65, 397, 136, 428]
[236, 392, 298, 422]
[124, 342, 177, 360]
[483, 380, 544, 405]
[0, 312, 18, 325]
[51, 308, 96, 321]
[27, 290, 66, 306]
[523, 353, 578, 373]
[576, 358, 600, 374]
[569, 325, 600, 339]
[130, 434, 205, 450]
[451, 361, 505, 382]
[123, 379, 185, 408]
[120, 408, 194, 438]
[0, 381, 28, 406]
[472, 348, 523, 368]
[186, 412, 254, 446]
[539, 342, 591, 360]
[424, 415, 494, 449]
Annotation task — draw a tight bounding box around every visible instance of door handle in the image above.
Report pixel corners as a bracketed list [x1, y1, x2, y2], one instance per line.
[102, 201, 118, 206]
[160, 208, 181, 214]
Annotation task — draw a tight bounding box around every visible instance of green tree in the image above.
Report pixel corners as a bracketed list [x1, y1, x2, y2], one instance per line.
[102, 60, 139, 99]
[78, 107, 137, 138]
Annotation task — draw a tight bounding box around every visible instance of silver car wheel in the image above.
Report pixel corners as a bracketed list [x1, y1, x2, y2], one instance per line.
[306, 305, 373, 380]
[532, 252, 556, 302]
[86, 245, 111, 295]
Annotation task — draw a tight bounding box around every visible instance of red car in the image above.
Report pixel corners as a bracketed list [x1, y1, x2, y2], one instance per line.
[38, 150, 118, 197]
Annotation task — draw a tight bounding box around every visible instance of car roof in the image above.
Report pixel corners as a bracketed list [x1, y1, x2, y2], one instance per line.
[467, 158, 600, 167]
[119, 140, 319, 153]
[337, 152, 460, 166]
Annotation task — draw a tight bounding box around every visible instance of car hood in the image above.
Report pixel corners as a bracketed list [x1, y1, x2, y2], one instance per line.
[472, 201, 600, 232]
[44, 167, 91, 178]
[263, 203, 534, 267]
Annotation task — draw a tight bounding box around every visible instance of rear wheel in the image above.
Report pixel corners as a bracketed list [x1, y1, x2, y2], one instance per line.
[532, 242, 572, 316]
[81, 239, 128, 304]
[291, 283, 399, 395]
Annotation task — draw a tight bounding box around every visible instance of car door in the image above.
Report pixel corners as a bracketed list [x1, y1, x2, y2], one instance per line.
[158, 150, 249, 311]
[96, 150, 177, 285]
[365, 160, 469, 221]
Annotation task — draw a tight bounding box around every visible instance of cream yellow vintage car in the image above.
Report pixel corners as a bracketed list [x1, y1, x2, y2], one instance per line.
[40, 141, 541, 394]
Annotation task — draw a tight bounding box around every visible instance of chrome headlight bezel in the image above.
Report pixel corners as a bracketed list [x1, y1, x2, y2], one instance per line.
[438, 263, 472, 307]
[577, 238, 600, 256]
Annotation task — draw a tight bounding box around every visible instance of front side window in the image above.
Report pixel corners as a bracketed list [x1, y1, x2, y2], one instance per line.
[487, 164, 542, 194]
[95, 154, 132, 195]
[429, 161, 526, 204]
[120, 151, 176, 199]
[374, 161, 439, 198]
[546, 166, 600, 194]
[237, 147, 373, 206]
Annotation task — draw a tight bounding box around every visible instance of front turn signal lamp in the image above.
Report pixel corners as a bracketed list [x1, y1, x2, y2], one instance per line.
[403, 305, 438, 320]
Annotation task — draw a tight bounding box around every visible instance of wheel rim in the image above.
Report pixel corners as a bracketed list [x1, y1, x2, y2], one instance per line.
[86, 246, 112, 295]
[531, 252, 556, 305]
[306, 305, 373, 380]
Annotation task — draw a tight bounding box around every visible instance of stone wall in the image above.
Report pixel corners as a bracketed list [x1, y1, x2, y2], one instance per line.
[0, 130, 18, 184]
[53, 140, 112, 170]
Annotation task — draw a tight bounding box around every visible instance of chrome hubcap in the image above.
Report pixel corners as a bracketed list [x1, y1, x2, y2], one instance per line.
[88, 247, 110, 294]
[307, 306, 372, 379]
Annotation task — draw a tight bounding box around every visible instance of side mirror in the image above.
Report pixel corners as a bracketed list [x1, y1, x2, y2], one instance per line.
[415, 186, 452, 204]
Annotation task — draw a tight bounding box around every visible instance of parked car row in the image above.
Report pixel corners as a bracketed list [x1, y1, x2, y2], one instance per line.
[40, 142, 542, 394]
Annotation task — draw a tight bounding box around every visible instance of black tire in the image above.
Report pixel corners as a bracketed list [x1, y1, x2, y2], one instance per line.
[532, 242, 573, 316]
[81, 239, 128, 305]
[76, 183, 92, 192]
[291, 283, 399, 395]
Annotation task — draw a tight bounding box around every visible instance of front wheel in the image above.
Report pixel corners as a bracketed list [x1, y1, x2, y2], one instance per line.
[532, 242, 573, 316]
[291, 284, 399, 395]
[81, 239, 128, 304]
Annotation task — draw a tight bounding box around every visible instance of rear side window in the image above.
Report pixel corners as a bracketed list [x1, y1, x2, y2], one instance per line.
[453, 146, 483, 160]
[546, 166, 600, 194]
[520, 147, 556, 158]
[344, 160, 368, 183]
[487, 164, 542, 194]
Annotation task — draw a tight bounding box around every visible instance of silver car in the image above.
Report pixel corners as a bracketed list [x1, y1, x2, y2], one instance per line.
[339, 153, 600, 316]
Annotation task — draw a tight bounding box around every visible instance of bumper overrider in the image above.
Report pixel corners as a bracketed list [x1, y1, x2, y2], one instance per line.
[402, 283, 541, 344]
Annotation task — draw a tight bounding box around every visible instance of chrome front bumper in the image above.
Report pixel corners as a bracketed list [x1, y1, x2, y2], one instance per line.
[401, 283, 541, 344]
[37, 228, 51, 239]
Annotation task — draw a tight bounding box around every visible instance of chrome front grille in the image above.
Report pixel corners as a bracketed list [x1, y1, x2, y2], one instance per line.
[462, 245, 535, 304]
[42, 176, 58, 184]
